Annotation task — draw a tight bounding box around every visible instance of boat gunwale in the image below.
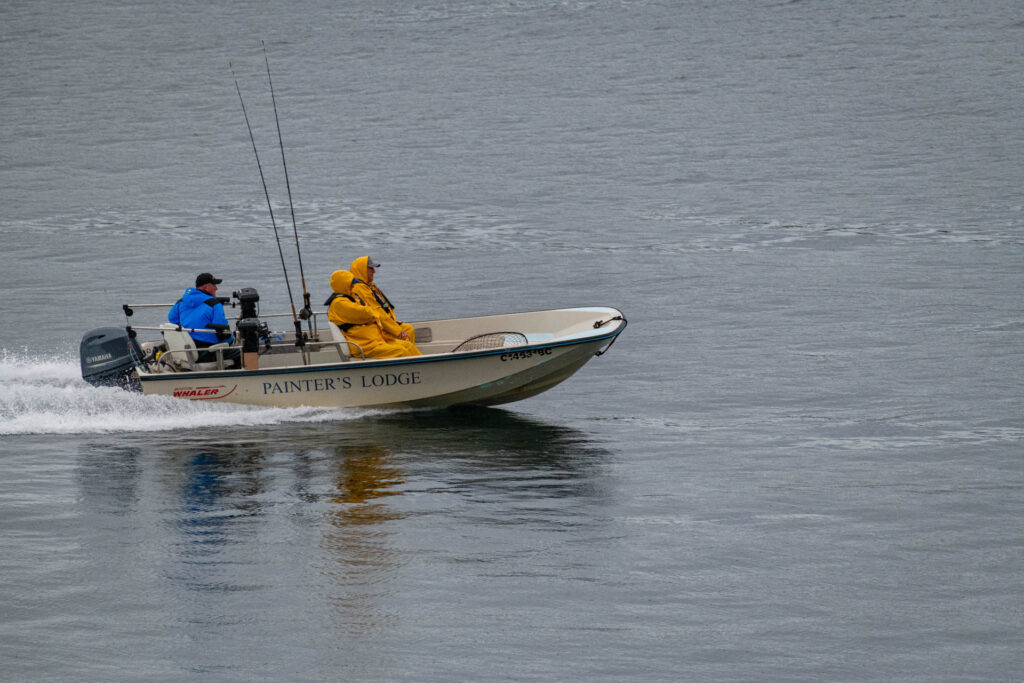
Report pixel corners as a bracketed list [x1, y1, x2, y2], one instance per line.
[135, 313, 625, 383]
[407, 305, 622, 326]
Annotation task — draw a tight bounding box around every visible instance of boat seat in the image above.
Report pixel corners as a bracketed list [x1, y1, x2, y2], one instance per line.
[325, 323, 364, 360]
[160, 324, 228, 371]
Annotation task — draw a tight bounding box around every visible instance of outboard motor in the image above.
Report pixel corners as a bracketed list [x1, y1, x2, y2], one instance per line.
[80, 327, 143, 391]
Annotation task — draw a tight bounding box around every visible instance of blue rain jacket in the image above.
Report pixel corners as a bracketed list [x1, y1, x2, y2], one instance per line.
[168, 288, 233, 345]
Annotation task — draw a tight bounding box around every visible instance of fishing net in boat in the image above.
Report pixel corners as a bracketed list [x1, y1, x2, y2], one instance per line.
[452, 331, 528, 353]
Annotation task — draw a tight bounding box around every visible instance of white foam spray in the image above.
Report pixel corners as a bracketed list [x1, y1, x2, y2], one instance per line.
[0, 352, 379, 436]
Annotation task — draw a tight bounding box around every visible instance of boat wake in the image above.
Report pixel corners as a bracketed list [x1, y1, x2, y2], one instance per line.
[0, 352, 380, 436]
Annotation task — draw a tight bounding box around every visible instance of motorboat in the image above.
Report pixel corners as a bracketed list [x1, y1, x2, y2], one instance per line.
[78, 56, 625, 409]
[79, 289, 626, 409]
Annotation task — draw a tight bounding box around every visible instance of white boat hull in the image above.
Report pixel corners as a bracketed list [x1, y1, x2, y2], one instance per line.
[134, 307, 625, 409]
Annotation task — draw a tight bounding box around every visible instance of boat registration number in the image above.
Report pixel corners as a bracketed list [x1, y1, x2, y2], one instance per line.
[500, 348, 552, 362]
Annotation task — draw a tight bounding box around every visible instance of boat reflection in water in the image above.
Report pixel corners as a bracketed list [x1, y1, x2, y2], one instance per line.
[72, 408, 612, 642]
[316, 407, 614, 635]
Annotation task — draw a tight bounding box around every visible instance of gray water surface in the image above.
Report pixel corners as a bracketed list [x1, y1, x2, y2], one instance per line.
[1, 1, 1022, 680]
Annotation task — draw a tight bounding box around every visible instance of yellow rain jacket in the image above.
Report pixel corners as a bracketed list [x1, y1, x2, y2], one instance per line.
[350, 256, 417, 346]
[326, 270, 420, 359]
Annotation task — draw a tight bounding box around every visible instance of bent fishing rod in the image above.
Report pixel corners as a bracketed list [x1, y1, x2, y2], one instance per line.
[262, 41, 313, 324]
[230, 61, 307, 355]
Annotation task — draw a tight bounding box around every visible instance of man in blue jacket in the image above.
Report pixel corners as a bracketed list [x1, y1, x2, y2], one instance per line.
[168, 273, 238, 365]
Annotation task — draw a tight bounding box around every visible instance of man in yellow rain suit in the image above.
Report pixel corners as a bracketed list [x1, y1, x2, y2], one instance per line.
[350, 256, 416, 346]
[326, 270, 421, 359]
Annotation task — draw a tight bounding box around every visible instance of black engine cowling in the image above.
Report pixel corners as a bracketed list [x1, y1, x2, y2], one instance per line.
[80, 327, 143, 391]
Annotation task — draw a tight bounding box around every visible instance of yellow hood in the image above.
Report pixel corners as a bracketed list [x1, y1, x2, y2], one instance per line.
[330, 270, 355, 295]
[350, 256, 371, 283]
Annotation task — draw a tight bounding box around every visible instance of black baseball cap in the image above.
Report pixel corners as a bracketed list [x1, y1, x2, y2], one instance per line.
[196, 272, 223, 287]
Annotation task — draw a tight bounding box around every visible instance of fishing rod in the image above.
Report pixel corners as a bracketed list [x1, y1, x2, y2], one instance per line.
[262, 41, 314, 325]
[230, 61, 307, 355]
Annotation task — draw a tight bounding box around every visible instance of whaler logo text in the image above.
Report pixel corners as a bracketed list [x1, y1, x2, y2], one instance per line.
[173, 385, 232, 399]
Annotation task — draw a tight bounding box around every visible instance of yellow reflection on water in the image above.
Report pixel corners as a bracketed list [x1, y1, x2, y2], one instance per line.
[321, 443, 406, 637]
[329, 444, 404, 506]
